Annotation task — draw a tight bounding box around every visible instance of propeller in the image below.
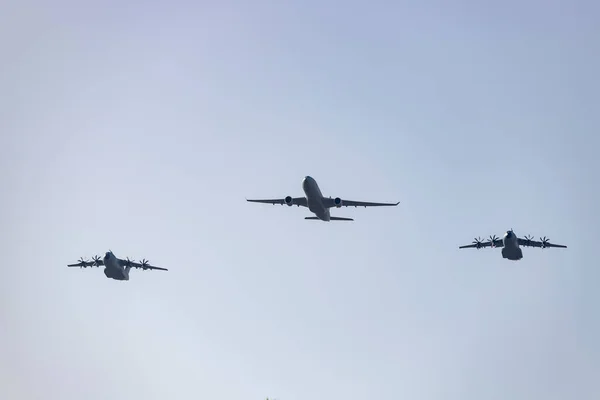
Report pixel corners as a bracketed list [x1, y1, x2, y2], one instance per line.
[124, 257, 135, 267]
[91, 255, 102, 267]
[523, 235, 534, 246]
[540, 236, 550, 248]
[78, 257, 89, 268]
[140, 258, 150, 270]
[487, 235, 499, 247]
[472, 236, 485, 249]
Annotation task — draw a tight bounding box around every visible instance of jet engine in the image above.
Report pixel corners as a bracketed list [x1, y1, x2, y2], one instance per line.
[284, 196, 293, 206]
[333, 197, 342, 208]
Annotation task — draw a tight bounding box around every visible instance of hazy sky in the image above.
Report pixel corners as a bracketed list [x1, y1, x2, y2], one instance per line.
[2, 1, 599, 399]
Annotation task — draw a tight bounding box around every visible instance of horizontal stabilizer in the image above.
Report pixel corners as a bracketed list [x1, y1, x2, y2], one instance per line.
[304, 216, 354, 221]
[330, 217, 354, 221]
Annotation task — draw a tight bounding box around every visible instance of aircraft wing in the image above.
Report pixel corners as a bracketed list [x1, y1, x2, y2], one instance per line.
[67, 258, 104, 268]
[246, 197, 308, 207]
[118, 258, 168, 271]
[459, 237, 504, 249]
[323, 198, 400, 208]
[518, 237, 567, 249]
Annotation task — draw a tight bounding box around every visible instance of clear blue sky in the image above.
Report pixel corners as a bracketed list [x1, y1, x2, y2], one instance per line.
[2, 1, 599, 399]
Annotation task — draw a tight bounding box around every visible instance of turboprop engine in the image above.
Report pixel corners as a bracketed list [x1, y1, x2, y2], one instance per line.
[284, 196, 293, 206]
[333, 197, 342, 208]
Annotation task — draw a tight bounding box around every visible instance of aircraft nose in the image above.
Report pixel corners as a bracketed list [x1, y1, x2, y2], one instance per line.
[302, 176, 311, 188]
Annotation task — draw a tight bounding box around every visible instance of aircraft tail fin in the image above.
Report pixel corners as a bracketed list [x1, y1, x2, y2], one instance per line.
[304, 216, 354, 221]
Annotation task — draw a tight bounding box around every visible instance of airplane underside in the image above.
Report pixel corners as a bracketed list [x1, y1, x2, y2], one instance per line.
[104, 267, 127, 281]
[306, 201, 354, 222]
[501, 246, 523, 261]
[306, 209, 353, 222]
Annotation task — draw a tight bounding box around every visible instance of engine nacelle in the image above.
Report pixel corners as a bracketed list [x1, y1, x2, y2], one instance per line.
[333, 197, 342, 208]
[284, 195, 293, 206]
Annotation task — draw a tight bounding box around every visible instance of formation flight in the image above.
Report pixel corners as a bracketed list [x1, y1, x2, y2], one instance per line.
[67, 250, 167, 281]
[246, 175, 399, 221]
[459, 229, 567, 260]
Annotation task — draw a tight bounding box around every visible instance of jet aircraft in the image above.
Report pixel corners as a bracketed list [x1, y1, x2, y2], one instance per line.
[246, 175, 399, 221]
[67, 250, 167, 281]
[459, 229, 567, 260]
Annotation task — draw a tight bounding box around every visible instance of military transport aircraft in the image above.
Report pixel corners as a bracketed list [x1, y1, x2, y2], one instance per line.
[67, 250, 167, 281]
[246, 175, 400, 221]
[459, 229, 567, 260]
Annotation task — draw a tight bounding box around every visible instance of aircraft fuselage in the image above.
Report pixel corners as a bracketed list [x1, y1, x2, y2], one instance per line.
[501, 230, 523, 260]
[103, 252, 130, 280]
[302, 176, 331, 221]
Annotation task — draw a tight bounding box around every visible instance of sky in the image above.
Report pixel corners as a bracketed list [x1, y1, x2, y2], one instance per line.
[1, 0, 599, 399]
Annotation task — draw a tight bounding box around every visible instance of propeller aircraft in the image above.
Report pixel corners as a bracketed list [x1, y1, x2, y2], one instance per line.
[459, 229, 567, 260]
[67, 250, 167, 281]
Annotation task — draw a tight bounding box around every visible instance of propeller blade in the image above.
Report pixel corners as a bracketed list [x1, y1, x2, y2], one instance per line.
[487, 235, 498, 247]
[91, 255, 101, 266]
[471, 236, 485, 248]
